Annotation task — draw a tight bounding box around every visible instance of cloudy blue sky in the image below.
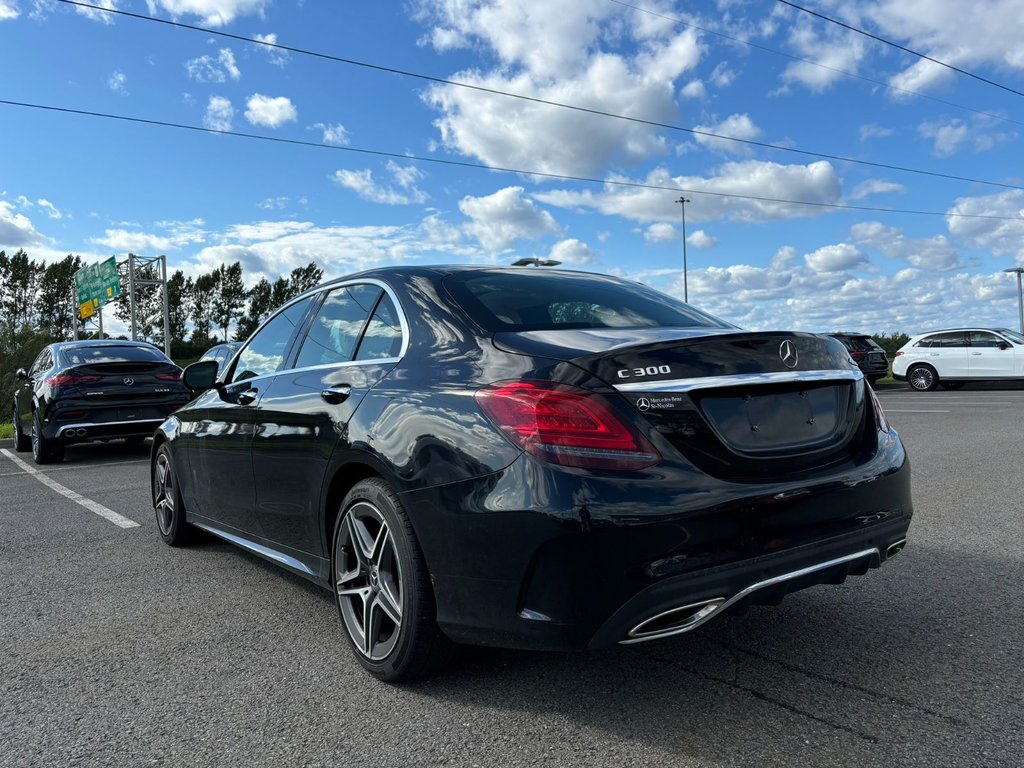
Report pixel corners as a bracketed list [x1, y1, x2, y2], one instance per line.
[2, 0, 1024, 336]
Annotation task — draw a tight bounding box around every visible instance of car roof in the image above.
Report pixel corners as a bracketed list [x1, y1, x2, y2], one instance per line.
[55, 340, 160, 350]
[913, 328, 1010, 335]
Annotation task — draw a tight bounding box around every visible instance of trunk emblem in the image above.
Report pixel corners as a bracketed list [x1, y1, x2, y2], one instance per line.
[123, 377, 135, 386]
[636, 398, 651, 412]
[779, 340, 798, 369]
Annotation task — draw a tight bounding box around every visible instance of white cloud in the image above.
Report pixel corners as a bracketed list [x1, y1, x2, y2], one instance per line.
[693, 113, 762, 155]
[253, 32, 288, 66]
[547, 238, 594, 265]
[418, 0, 703, 176]
[146, 0, 268, 27]
[333, 162, 428, 206]
[848, 179, 905, 200]
[0, 200, 43, 247]
[680, 79, 705, 99]
[16, 195, 33, 208]
[313, 122, 350, 146]
[859, 123, 894, 141]
[947, 190, 1024, 262]
[203, 95, 234, 131]
[185, 48, 240, 82]
[536, 160, 842, 224]
[778, 19, 865, 92]
[458, 186, 560, 252]
[37, 199, 63, 219]
[258, 197, 289, 210]
[804, 243, 868, 273]
[91, 219, 207, 253]
[244, 94, 297, 128]
[108, 70, 128, 94]
[644, 222, 677, 243]
[918, 119, 969, 157]
[0, 1, 19, 21]
[851, 221, 963, 270]
[709, 61, 737, 87]
[687, 229, 717, 249]
[73, 0, 118, 24]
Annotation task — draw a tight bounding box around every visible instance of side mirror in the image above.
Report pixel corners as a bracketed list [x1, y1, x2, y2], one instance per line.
[182, 360, 220, 392]
[16, 368, 28, 380]
[998, 341, 1011, 350]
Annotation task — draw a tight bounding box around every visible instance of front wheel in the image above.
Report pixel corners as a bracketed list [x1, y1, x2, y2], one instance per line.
[332, 478, 452, 682]
[31, 411, 64, 464]
[13, 407, 31, 452]
[907, 365, 938, 392]
[153, 444, 195, 546]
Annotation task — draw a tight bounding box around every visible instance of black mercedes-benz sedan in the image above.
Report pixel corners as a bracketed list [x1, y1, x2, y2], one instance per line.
[152, 266, 912, 681]
[13, 340, 191, 464]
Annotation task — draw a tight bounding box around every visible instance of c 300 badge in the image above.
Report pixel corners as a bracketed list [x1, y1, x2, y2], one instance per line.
[617, 365, 672, 379]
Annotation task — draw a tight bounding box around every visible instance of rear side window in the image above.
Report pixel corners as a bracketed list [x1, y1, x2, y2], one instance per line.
[63, 346, 168, 365]
[444, 271, 730, 332]
[841, 336, 879, 352]
[295, 284, 382, 368]
[355, 294, 403, 361]
[233, 297, 314, 381]
[916, 333, 966, 348]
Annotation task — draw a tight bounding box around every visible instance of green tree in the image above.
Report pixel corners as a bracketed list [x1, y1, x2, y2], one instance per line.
[1, 250, 43, 332]
[37, 254, 83, 341]
[270, 276, 291, 307]
[212, 262, 246, 341]
[166, 270, 190, 346]
[287, 262, 323, 297]
[190, 271, 219, 346]
[235, 276, 272, 341]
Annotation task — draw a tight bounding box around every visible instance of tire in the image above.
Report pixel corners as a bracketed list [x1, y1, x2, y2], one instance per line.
[867, 375, 881, 386]
[941, 381, 965, 391]
[31, 410, 64, 464]
[13, 407, 31, 452]
[332, 478, 452, 682]
[153, 444, 195, 546]
[907, 364, 938, 392]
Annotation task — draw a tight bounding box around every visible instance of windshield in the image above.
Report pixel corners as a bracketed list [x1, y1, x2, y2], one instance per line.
[996, 328, 1024, 344]
[62, 345, 169, 365]
[444, 270, 734, 333]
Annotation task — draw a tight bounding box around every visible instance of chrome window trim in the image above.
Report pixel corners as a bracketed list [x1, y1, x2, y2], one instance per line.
[614, 369, 863, 393]
[225, 277, 409, 384]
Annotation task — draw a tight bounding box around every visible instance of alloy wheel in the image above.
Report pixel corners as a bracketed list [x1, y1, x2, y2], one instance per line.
[909, 367, 935, 391]
[31, 418, 40, 461]
[154, 452, 175, 536]
[334, 501, 404, 661]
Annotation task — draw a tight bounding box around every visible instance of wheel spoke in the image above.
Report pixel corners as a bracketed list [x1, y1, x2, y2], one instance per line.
[370, 521, 390, 565]
[363, 594, 382, 656]
[375, 586, 401, 626]
[346, 513, 374, 565]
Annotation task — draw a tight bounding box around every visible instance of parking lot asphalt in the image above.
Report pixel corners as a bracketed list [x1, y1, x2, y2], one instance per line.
[1, 389, 1022, 768]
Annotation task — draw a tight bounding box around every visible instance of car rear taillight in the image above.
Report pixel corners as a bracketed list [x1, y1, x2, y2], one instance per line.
[156, 371, 182, 381]
[46, 374, 101, 389]
[475, 381, 660, 470]
[867, 386, 890, 433]
[850, 351, 868, 360]
[894, 351, 904, 357]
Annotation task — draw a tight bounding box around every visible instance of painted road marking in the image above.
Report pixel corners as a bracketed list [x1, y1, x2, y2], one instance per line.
[0, 457, 148, 479]
[884, 410, 951, 413]
[0, 448, 140, 529]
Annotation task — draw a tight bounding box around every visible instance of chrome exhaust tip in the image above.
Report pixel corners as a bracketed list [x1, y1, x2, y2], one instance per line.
[64, 429, 76, 437]
[76, 428, 87, 437]
[623, 598, 727, 644]
[886, 539, 907, 558]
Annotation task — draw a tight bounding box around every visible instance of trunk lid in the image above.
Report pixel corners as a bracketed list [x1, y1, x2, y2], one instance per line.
[493, 328, 872, 480]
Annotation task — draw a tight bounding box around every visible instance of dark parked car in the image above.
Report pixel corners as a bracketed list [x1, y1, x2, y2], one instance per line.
[199, 341, 242, 374]
[13, 340, 191, 464]
[830, 332, 889, 384]
[152, 267, 912, 681]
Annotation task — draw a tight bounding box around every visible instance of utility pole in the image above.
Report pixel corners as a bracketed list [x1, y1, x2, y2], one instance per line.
[1004, 267, 1024, 333]
[676, 196, 691, 302]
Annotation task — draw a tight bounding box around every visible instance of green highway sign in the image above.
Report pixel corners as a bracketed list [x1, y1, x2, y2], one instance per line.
[75, 257, 121, 318]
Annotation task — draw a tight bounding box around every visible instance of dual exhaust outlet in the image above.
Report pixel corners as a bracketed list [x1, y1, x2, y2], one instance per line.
[622, 543, 907, 645]
[64, 428, 88, 437]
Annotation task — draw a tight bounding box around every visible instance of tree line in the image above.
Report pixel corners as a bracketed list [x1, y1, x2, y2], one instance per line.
[0, 249, 322, 415]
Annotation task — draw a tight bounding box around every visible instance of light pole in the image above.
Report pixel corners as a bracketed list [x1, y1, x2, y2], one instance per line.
[676, 196, 690, 302]
[1004, 267, 1024, 333]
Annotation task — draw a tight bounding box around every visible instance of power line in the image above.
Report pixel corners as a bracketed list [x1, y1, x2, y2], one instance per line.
[2, 98, 1021, 223]
[776, 0, 1024, 99]
[53, 0, 1024, 193]
[613, 0, 1024, 129]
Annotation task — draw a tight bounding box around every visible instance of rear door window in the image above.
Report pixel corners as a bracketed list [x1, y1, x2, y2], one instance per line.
[295, 284, 382, 368]
[355, 294, 404, 361]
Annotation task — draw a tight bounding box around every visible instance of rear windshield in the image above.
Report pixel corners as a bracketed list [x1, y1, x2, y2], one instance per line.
[62, 345, 169, 365]
[444, 271, 732, 333]
[836, 336, 880, 352]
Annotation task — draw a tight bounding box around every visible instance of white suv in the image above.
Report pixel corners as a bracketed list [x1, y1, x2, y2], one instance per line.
[893, 327, 1024, 391]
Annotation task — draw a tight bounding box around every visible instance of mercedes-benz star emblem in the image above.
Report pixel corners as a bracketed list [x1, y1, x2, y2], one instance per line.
[636, 397, 651, 411]
[123, 377, 134, 386]
[779, 340, 798, 369]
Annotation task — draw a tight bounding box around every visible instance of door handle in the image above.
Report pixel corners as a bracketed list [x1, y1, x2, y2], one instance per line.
[236, 388, 259, 405]
[321, 385, 352, 404]
[971, 352, 982, 356]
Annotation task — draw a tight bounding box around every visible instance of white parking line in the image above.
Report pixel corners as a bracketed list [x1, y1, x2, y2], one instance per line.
[0, 448, 140, 529]
[884, 409, 951, 413]
[0, 457, 148, 479]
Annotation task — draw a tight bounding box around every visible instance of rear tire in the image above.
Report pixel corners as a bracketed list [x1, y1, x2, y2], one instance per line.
[13, 407, 31, 452]
[907, 364, 938, 392]
[153, 444, 195, 546]
[332, 478, 452, 682]
[31, 411, 64, 464]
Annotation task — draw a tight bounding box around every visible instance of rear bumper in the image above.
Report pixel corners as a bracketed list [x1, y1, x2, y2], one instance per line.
[405, 431, 913, 651]
[45, 418, 166, 443]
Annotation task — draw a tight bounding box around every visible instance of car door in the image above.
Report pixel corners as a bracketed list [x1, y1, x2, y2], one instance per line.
[182, 296, 315, 535]
[928, 331, 969, 377]
[967, 331, 1015, 378]
[250, 283, 405, 556]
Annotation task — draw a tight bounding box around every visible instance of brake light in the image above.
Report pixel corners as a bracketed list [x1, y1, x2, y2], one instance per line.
[894, 351, 904, 357]
[46, 374, 101, 388]
[475, 381, 660, 470]
[867, 386, 890, 433]
[850, 351, 868, 360]
[156, 371, 182, 381]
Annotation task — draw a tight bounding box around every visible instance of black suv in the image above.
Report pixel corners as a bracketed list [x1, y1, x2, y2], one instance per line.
[830, 333, 889, 384]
